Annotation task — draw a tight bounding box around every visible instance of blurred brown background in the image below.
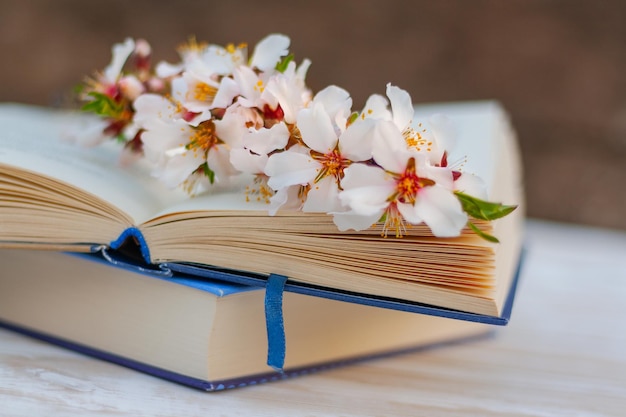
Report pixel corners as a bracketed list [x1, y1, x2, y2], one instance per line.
[1, 0, 625, 230]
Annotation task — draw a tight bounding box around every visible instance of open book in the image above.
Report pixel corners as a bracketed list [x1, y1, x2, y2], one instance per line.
[0, 101, 524, 320]
[0, 249, 490, 390]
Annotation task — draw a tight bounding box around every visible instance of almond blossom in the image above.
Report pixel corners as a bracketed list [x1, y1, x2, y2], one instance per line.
[333, 85, 469, 237]
[335, 153, 467, 237]
[133, 91, 243, 193]
[77, 35, 516, 240]
[264, 85, 375, 213]
[169, 34, 291, 115]
[124, 34, 302, 194]
[75, 37, 168, 166]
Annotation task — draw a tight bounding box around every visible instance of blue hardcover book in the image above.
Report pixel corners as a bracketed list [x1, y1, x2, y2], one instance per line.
[0, 249, 493, 390]
[0, 101, 524, 329]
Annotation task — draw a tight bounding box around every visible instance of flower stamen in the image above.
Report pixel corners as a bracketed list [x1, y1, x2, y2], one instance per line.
[404, 127, 432, 152]
[192, 82, 217, 102]
[186, 120, 220, 156]
[391, 157, 435, 204]
[312, 148, 350, 184]
[380, 203, 407, 238]
[245, 175, 275, 204]
[178, 36, 207, 54]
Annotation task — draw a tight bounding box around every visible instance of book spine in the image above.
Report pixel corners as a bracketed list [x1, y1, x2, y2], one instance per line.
[109, 227, 152, 263]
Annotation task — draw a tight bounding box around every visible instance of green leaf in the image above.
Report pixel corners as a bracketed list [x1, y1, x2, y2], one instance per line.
[81, 92, 123, 118]
[347, 112, 359, 125]
[275, 54, 294, 73]
[467, 221, 500, 243]
[455, 191, 517, 221]
[202, 163, 216, 184]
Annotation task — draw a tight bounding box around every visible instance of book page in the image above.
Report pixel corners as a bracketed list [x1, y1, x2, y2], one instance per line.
[0, 104, 189, 224]
[145, 191, 267, 221]
[413, 101, 499, 197]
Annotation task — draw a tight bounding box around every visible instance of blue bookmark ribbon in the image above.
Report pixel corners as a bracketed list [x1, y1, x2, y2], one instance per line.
[265, 273, 288, 372]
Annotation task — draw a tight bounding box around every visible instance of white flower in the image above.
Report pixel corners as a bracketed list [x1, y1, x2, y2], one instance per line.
[155, 38, 206, 78]
[134, 93, 185, 159]
[334, 85, 471, 237]
[336, 141, 467, 237]
[166, 34, 292, 115]
[265, 144, 311, 213]
[102, 38, 135, 85]
[200, 33, 289, 75]
[361, 84, 455, 166]
[453, 170, 488, 200]
[249, 34, 290, 71]
[264, 85, 373, 213]
[75, 33, 512, 239]
[262, 59, 312, 124]
[133, 93, 240, 192]
[268, 184, 307, 215]
[118, 75, 145, 100]
[230, 65, 272, 110]
[230, 122, 290, 171]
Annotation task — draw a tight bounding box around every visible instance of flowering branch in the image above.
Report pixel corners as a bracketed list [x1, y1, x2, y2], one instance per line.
[76, 34, 516, 240]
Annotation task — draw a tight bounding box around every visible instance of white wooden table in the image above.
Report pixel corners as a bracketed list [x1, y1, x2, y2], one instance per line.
[1, 219, 625, 416]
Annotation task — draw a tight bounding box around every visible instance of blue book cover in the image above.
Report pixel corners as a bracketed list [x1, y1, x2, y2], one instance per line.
[0, 249, 497, 391]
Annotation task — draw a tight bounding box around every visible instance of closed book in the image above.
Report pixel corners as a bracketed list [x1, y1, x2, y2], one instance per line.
[0, 249, 490, 391]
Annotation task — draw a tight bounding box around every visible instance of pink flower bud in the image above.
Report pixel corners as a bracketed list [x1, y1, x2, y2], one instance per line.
[119, 75, 145, 100]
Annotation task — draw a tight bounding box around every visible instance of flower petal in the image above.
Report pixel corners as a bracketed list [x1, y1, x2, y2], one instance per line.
[243, 122, 290, 155]
[396, 202, 422, 225]
[170, 77, 188, 104]
[361, 94, 391, 120]
[341, 162, 390, 189]
[250, 34, 290, 72]
[312, 85, 352, 125]
[414, 186, 467, 237]
[155, 60, 184, 78]
[370, 120, 410, 172]
[303, 176, 342, 213]
[263, 70, 310, 124]
[268, 185, 303, 215]
[265, 151, 318, 189]
[418, 164, 454, 190]
[338, 117, 376, 161]
[332, 211, 382, 231]
[213, 106, 248, 147]
[386, 84, 413, 131]
[230, 148, 268, 173]
[133, 94, 176, 127]
[211, 76, 240, 109]
[339, 186, 391, 216]
[201, 45, 239, 75]
[207, 144, 239, 182]
[159, 150, 205, 188]
[141, 120, 190, 164]
[297, 102, 338, 153]
[454, 172, 488, 200]
[296, 58, 311, 81]
[103, 38, 135, 83]
[339, 165, 394, 215]
[119, 75, 145, 100]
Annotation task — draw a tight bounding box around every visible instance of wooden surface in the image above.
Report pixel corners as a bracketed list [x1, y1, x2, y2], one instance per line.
[1, 219, 625, 416]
